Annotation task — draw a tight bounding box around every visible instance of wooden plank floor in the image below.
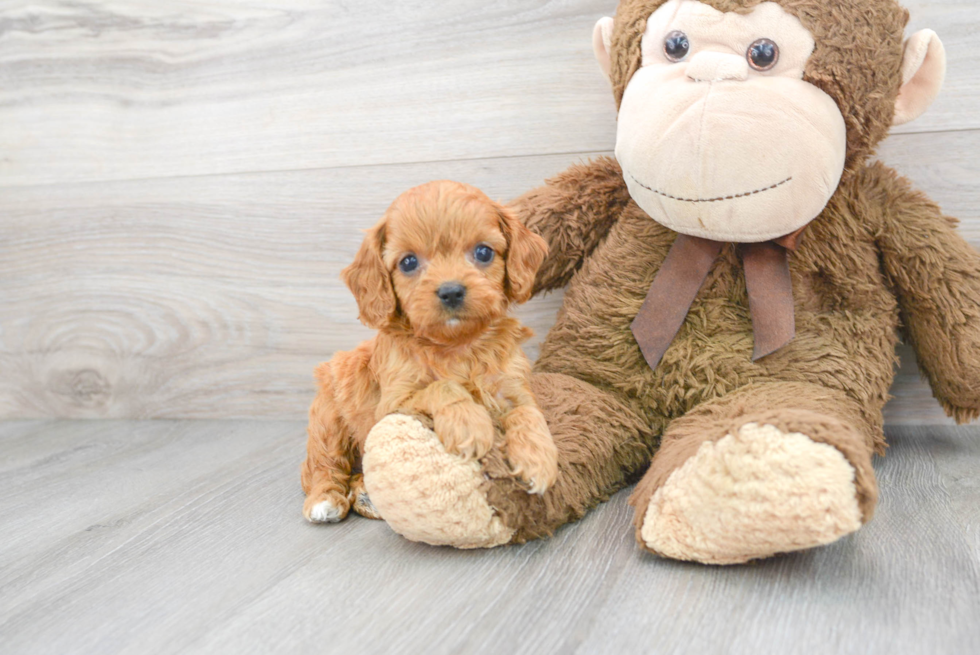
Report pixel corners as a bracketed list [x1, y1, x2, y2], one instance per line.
[1, 420, 978, 655]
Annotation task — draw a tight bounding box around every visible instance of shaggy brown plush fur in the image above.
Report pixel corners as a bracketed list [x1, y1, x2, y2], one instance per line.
[465, 0, 980, 546]
[480, 372, 654, 543]
[356, 0, 978, 561]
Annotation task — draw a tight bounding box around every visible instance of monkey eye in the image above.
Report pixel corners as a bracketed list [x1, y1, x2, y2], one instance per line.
[747, 38, 779, 71]
[473, 244, 495, 265]
[398, 254, 419, 274]
[663, 31, 690, 62]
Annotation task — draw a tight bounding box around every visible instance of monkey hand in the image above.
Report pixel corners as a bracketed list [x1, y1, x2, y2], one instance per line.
[361, 414, 515, 548]
[933, 322, 980, 424]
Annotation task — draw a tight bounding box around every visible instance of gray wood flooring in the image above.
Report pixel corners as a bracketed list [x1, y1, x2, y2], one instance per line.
[2, 420, 978, 655]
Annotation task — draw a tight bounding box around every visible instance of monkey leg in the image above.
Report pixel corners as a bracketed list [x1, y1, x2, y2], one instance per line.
[629, 381, 880, 565]
[360, 373, 654, 548]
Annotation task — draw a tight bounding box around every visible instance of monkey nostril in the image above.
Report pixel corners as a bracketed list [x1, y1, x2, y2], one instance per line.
[437, 282, 466, 309]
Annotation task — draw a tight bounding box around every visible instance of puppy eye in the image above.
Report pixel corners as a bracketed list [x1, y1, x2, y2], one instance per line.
[473, 244, 495, 264]
[398, 254, 419, 274]
[663, 31, 690, 62]
[747, 38, 779, 71]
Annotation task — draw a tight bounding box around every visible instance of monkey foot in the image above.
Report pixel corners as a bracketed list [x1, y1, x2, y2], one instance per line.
[635, 422, 863, 564]
[361, 414, 515, 548]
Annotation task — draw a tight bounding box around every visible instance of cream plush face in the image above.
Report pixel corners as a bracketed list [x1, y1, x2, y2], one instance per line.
[613, 0, 847, 242]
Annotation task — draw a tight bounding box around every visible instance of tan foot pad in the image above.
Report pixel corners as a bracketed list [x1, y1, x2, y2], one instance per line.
[361, 414, 514, 549]
[641, 422, 862, 564]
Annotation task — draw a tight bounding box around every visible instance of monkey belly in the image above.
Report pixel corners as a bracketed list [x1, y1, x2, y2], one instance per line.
[534, 208, 899, 428]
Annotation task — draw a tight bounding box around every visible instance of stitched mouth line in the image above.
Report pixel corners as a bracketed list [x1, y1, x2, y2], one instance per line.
[627, 171, 792, 203]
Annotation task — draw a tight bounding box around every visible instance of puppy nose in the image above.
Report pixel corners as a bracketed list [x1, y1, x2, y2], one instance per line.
[437, 282, 466, 309]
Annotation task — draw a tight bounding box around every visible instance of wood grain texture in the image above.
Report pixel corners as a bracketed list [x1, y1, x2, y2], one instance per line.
[0, 153, 572, 418]
[0, 0, 978, 421]
[1, 420, 978, 654]
[0, 0, 976, 187]
[0, 0, 617, 187]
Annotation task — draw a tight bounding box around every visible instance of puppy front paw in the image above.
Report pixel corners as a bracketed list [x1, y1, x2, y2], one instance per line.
[506, 424, 559, 495]
[433, 401, 495, 460]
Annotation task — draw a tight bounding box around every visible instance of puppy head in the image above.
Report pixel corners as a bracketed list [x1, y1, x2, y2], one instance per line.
[342, 180, 547, 342]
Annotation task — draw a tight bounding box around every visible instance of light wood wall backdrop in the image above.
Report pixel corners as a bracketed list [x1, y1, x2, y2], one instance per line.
[0, 0, 977, 420]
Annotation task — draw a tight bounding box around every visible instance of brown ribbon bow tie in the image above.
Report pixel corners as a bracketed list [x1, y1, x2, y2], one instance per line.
[630, 227, 805, 371]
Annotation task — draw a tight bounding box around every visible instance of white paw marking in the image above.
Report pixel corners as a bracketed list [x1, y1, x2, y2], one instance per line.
[308, 499, 344, 523]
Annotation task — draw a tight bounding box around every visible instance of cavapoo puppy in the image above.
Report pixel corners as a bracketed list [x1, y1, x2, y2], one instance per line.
[301, 180, 559, 523]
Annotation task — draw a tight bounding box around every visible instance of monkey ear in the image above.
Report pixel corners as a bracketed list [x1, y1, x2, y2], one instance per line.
[498, 204, 548, 304]
[593, 17, 615, 80]
[341, 219, 396, 329]
[893, 29, 946, 126]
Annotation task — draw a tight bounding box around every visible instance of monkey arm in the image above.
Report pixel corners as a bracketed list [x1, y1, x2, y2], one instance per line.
[508, 156, 632, 294]
[872, 164, 980, 423]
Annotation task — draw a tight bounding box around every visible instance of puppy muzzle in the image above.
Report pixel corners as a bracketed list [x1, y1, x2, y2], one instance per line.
[437, 282, 466, 310]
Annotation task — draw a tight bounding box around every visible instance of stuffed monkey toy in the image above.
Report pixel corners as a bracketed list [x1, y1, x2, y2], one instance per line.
[359, 0, 980, 564]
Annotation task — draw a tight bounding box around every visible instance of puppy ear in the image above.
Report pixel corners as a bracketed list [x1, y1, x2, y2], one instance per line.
[498, 204, 548, 304]
[342, 219, 396, 329]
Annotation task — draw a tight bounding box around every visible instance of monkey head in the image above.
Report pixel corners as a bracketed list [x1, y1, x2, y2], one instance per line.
[593, 0, 947, 242]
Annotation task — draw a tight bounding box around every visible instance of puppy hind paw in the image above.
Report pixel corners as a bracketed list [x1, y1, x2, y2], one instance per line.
[308, 500, 344, 523]
[351, 490, 383, 520]
[304, 491, 350, 524]
[348, 473, 383, 520]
